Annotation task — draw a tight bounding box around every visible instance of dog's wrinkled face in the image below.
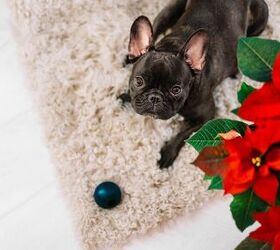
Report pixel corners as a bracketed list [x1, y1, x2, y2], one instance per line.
[128, 16, 209, 120]
[129, 52, 193, 120]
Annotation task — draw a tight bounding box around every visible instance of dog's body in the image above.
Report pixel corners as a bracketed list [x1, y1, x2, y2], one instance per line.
[120, 0, 268, 168]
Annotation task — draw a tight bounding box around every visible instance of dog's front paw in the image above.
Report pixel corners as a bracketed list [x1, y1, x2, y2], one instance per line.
[122, 55, 130, 67]
[117, 93, 131, 106]
[158, 143, 179, 169]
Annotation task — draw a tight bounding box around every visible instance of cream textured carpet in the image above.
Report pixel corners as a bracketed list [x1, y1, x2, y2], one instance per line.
[8, 0, 280, 249]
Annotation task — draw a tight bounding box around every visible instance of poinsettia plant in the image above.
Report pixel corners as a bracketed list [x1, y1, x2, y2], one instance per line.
[186, 37, 280, 250]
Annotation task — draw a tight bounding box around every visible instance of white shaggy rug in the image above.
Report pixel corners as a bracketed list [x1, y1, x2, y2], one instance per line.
[7, 0, 280, 249]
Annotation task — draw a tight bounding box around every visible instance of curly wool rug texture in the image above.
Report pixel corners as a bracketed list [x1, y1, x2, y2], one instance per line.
[8, 0, 280, 249]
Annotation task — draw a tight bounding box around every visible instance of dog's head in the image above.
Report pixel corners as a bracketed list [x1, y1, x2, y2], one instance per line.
[128, 16, 209, 120]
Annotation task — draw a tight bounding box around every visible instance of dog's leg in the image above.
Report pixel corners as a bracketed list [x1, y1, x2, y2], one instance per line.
[153, 0, 188, 40]
[247, 0, 269, 36]
[117, 91, 131, 106]
[159, 92, 215, 169]
[158, 121, 201, 169]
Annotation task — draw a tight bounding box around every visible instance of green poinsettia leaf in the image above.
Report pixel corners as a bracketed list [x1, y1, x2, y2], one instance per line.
[230, 189, 268, 232]
[277, 174, 280, 205]
[277, 194, 280, 206]
[208, 176, 223, 190]
[232, 82, 256, 116]
[204, 175, 212, 181]
[231, 108, 240, 115]
[186, 119, 247, 152]
[238, 82, 256, 104]
[235, 237, 272, 250]
[204, 175, 223, 190]
[237, 37, 280, 82]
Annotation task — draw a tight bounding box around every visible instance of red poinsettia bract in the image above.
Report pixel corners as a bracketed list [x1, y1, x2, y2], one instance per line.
[239, 52, 280, 122]
[222, 124, 280, 205]
[250, 206, 280, 250]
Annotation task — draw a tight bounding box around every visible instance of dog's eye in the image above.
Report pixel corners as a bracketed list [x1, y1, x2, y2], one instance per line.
[170, 85, 182, 96]
[134, 76, 144, 88]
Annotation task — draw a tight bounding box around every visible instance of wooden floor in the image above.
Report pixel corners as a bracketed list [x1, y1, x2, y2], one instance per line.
[0, 1, 254, 249]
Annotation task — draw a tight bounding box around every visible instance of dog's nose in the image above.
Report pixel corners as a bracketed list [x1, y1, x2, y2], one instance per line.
[148, 94, 163, 104]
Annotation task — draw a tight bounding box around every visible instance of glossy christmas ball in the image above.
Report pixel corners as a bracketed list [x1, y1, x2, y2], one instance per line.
[93, 181, 122, 209]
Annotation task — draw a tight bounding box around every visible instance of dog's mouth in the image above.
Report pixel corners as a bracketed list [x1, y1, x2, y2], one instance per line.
[131, 94, 176, 120]
[136, 108, 175, 120]
[146, 113, 160, 119]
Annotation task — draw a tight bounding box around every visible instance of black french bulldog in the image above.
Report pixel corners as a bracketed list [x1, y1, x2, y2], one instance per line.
[119, 0, 268, 169]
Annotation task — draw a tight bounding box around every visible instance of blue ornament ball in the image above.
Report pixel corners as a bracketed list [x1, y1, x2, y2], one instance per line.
[93, 181, 122, 209]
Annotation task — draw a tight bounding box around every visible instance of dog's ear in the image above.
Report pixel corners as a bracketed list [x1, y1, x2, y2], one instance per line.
[128, 16, 153, 60]
[181, 30, 209, 72]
